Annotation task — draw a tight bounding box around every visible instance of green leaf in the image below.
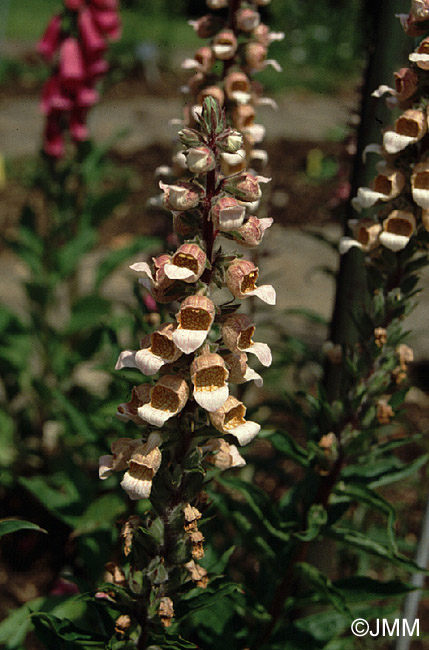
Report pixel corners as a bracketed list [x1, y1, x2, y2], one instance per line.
[327, 526, 428, 573]
[56, 227, 97, 278]
[94, 236, 161, 290]
[295, 563, 352, 618]
[72, 494, 127, 537]
[179, 579, 241, 616]
[32, 612, 106, 648]
[334, 576, 416, 602]
[294, 504, 327, 541]
[264, 430, 310, 467]
[341, 454, 428, 488]
[63, 295, 111, 335]
[0, 519, 47, 537]
[52, 388, 97, 442]
[87, 188, 129, 227]
[149, 633, 198, 649]
[333, 483, 397, 551]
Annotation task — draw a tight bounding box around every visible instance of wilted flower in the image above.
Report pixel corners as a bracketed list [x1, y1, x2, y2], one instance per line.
[209, 396, 260, 445]
[183, 503, 202, 532]
[158, 597, 174, 628]
[374, 327, 388, 348]
[185, 559, 209, 588]
[376, 399, 394, 425]
[222, 313, 272, 366]
[164, 243, 207, 283]
[379, 210, 416, 251]
[397, 343, 414, 369]
[226, 258, 276, 304]
[173, 295, 215, 354]
[190, 352, 229, 411]
[189, 530, 205, 559]
[114, 615, 132, 636]
[115, 323, 182, 376]
[383, 109, 428, 154]
[137, 375, 189, 427]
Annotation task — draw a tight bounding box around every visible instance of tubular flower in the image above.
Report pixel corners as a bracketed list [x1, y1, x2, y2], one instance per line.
[173, 295, 215, 354]
[339, 219, 382, 254]
[209, 396, 260, 445]
[226, 259, 276, 304]
[220, 149, 248, 176]
[203, 437, 246, 469]
[99, 432, 162, 500]
[233, 216, 273, 247]
[224, 71, 252, 104]
[115, 323, 182, 376]
[223, 172, 270, 202]
[379, 210, 416, 251]
[116, 384, 151, 425]
[185, 560, 209, 588]
[130, 255, 182, 304]
[210, 196, 246, 232]
[409, 36, 429, 69]
[224, 351, 263, 387]
[137, 375, 189, 427]
[232, 104, 255, 131]
[160, 181, 203, 211]
[222, 313, 272, 366]
[383, 108, 428, 154]
[197, 85, 225, 107]
[181, 46, 216, 73]
[411, 161, 429, 208]
[235, 7, 260, 32]
[185, 145, 216, 173]
[164, 243, 207, 283]
[212, 29, 238, 60]
[190, 352, 229, 412]
[352, 163, 406, 211]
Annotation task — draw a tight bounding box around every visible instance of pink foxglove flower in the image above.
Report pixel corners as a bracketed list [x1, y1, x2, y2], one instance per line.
[235, 7, 260, 32]
[212, 30, 238, 60]
[79, 7, 107, 56]
[59, 38, 85, 87]
[209, 396, 260, 445]
[173, 295, 215, 354]
[160, 181, 203, 211]
[44, 115, 65, 158]
[226, 259, 276, 305]
[185, 145, 216, 174]
[222, 313, 272, 366]
[224, 71, 252, 104]
[190, 352, 229, 412]
[233, 216, 273, 247]
[37, 14, 62, 61]
[137, 375, 189, 427]
[223, 172, 270, 202]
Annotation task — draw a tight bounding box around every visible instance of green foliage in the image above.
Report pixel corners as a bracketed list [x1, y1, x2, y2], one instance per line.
[0, 519, 47, 537]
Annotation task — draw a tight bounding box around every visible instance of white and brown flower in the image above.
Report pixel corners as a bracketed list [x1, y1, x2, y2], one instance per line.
[137, 375, 189, 427]
[383, 109, 428, 154]
[115, 323, 182, 376]
[212, 29, 238, 60]
[190, 352, 229, 411]
[209, 396, 260, 445]
[224, 351, 263, 387]
[224, 71, 252, 104]
[222, 313, 272, 366]
[352, 163, 406, 211]
[411, 161, 429, 208]
[203, 437, 246, 469]
[164, 243, 207, 283]
[226, 259, 276, 304]
[116, 384, 151, 425]
[159, 181, 203, 211]
[173, 295, 215, 354]
[379, 210, 416, 252]
[339, 218, 381, 254]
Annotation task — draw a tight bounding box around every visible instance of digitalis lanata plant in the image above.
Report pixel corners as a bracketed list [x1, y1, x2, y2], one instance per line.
[97, 2, 279, 643]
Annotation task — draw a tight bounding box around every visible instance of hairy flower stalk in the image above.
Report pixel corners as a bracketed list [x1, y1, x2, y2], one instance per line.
[97, 0, 280, 638]
[37, 0, 121, 157]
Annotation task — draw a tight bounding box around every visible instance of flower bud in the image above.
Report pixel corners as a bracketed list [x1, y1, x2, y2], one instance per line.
[245, 42, 267, 70]
[212, 30, 238, 60]
[59, 38, 85, 87]
[233, 216, 273, 247]
[37, 14, 61, 61]
[160, 181, 203, 211]
[236, 8, 260, 32]
[178, 127, 202, 148]
[190, 352, 229, 411]
[379, 210, 416, 252]
[186, 145, 216, 174]
[226, 259, 276, 304]
[210, 196, 246, 231]
[216, 129, 243, 153]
